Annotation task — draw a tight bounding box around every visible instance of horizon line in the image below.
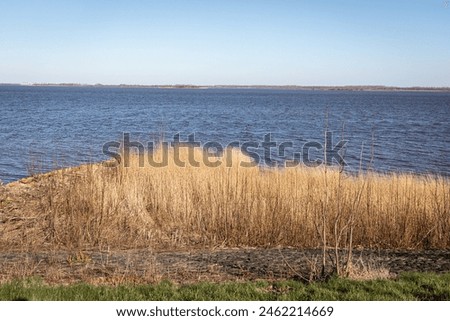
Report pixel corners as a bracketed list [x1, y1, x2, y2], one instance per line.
[1, 82, 450, 91]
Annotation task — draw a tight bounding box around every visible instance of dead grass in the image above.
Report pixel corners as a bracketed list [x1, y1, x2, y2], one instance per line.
[345, 256, 394, 281]
[2, 147, 449, 252]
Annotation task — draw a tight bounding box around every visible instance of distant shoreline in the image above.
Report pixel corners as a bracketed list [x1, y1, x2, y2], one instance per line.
[1, 83, 450, 92]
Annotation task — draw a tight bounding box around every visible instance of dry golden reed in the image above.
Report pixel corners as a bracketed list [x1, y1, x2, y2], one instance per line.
[19, 148, 450, 250]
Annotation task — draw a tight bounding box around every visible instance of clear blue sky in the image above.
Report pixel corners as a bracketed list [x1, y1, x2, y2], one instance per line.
[0, 0, 449, 86]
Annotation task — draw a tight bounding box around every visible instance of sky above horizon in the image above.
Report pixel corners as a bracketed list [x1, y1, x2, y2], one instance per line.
[0, 0, 449, 86]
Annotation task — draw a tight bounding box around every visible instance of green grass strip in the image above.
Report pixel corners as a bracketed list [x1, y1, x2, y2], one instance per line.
[1, 273, 449, 301]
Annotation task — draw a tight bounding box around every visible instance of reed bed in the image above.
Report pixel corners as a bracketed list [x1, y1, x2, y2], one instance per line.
[13, 148, 450, 251]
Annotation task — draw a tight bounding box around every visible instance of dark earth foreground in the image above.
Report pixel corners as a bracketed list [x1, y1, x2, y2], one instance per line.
[1, 248, 449, 284]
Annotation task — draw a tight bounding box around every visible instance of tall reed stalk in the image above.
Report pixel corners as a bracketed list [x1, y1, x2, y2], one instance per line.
[4, 147, 446, 253]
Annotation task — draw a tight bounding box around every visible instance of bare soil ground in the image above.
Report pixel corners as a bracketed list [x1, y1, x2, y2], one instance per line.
[0, 248, 450, 285]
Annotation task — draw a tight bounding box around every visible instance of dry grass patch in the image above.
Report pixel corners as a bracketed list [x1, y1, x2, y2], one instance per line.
[1, 148, 449, 252]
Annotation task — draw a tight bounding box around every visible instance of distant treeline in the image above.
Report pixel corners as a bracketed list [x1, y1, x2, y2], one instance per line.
[2, 83, 450, 91]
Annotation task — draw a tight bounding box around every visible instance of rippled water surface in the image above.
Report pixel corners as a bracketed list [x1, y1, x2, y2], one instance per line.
[0, 86, 449, 182]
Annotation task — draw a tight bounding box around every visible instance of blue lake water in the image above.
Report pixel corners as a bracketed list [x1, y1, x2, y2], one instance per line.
[0, 85, 449, 182]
